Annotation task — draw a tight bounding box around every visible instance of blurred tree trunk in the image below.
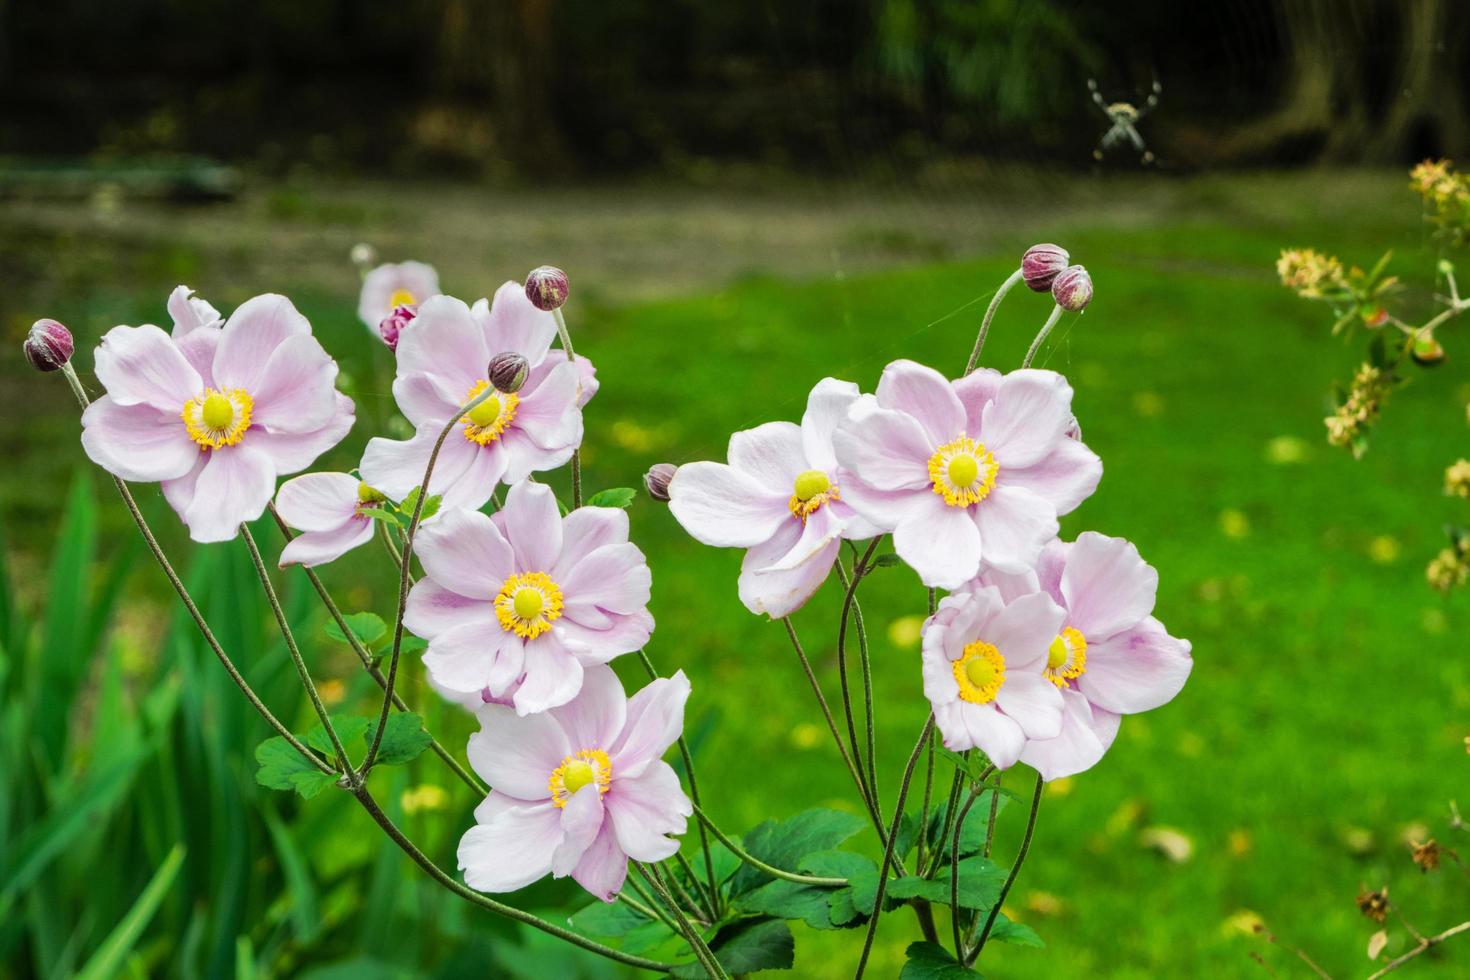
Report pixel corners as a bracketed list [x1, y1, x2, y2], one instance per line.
[438, 0, 567, 171]
[1362, 0, 1467, 162]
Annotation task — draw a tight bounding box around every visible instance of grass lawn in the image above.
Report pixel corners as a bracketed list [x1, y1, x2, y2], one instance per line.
[3, 169, 1467, 977]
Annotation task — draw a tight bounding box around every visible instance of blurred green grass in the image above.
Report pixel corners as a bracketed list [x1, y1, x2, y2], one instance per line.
[3, 170, 1468, 977]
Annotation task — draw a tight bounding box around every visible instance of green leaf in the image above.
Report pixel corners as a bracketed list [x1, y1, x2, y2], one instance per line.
[263, 809, 321, 943]
[730, 808, 866, 895]
[869, 553, 904, 569]
[357, 506, 401, 526]
[325, 612, 388, 649]
[569, 899, 654, 938]
[400, 487, 442, 522]
[886, 855, 1006, 910]
[802, 850, 880, 924]
[586, 487, 637, 509]
[987, 915, 1044, 948]
[670, 919, 794, 978]
[736, 879, 840, 931]
[899, 941, 982, 979]
[306, 715, 372, 757]
[365, 712, 432, 766]
[74, 844, 187, 980]
[397, 636, 428, 655]
[254, 737, 338, 799]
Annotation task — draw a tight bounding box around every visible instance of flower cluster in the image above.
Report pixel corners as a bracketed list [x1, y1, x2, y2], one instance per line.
[1324, 362, 1393, 453]
[1410, 158, 1470, 247]
[1276, 248, 1347, 299]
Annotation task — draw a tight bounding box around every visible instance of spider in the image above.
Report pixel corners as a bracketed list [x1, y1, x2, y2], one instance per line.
[1088, 78, 1161, 164]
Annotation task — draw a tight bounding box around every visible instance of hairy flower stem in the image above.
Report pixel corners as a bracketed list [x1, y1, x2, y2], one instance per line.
[57, 363, 329, 773]
[835, 539, 882, 810]
[950, 784, 985, 958]
[618, 891, 679, 935]
[659, 859, 711, 925]
[915, 729, 936, 872]
[240, 525, 351, 768]
[965, 268, 1023, 374]
[1021, 304, 1064, 369]
[553, 307, 583, 508]
[780, 617, 886, 844]
[636, 650, 722, 919]
[968, 771, 1044, 963]
[349, 785, 675, 973]
[924, 767, 966, 879]
[267, 504, 486, 795]
[624, 874, 683, 934]
[638, 862, 728, 980]
[362, 383, 498, 778]
[855, 714, 937, 980]
[689, 803, 847, 887]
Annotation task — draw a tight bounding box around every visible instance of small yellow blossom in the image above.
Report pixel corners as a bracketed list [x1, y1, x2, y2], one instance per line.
[1445, 459, 1470, 497]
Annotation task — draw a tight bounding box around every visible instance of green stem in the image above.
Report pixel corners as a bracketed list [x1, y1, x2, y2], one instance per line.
[948, 778, 992, 958]
[363, 383, 498, 777]
[637, 650, 722, 918]
[924, 766, 965, 879]
[854, 715, 936, 980]
[58, 364, 329, 774]
[639, 863, 727, 980]
[834, 544, 880, 808]
[1021, 304, 1064, 369]
[240, 525, 350, 768]
[690, 803, 847, 887]
[267, 504, 486, 795]
[625, 873, 682, 934]
[351, 785, 675, 973]
[965, 268, 1023, 374]
[779, 618, 884, 840]
[915, 729, 935, 872]
[620, 888, 680, 935]
[968, 771, 1043, 963]
[553, 307, 583, 509]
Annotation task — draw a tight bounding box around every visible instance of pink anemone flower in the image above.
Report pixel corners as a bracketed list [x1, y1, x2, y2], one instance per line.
[405, 480, 653, 715]
[920, 585, 1066, 768]
[458, 665, 692, 901]
[274, 472, 385, 567]
[359, 286, 593, 510]
[358, 260, 440, 331]
[80, 292, 354, 543]
[667, 378, 880, 617]
[980, 532, 1192, 780]
[832, 360, 1101, 589]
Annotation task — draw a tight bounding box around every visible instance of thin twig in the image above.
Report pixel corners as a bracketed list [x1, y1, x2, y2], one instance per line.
[950, 785, 986, 958]
[1021, 304, 1064, 369]
[835, 541, 881, 808]
[639, 862, 727, 980]
[965, 269, 1023, 374]
[854, 715, 936, 980]
[1366, 921, 1470, 979]
[552, 307, 583, 508]
[968, 771, 1043, 963]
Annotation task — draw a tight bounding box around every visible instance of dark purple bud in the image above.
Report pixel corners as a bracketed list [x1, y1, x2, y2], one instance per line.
[487, 351, 531, 393]
[1052, 265, 1093, 312]
[1021, 243, 1070, 293]
[525, 266, 569, 312]
[24, 318, 73, 372]
[644, 463, 678, 502]
[378, 303, 417, 351]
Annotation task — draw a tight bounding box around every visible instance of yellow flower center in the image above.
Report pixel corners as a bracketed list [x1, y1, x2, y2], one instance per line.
[181, 387, 254, 450]
[389, 288, 417, 307]
[789, 469, 840, 522]
[548, 749, 612, 808]
[952, 640, 1006, 704]
[928, 436, 998, 507]
[1044, 626, 1088, 688]
[494, 571, 563, 638]
[460, 380, 520, 446]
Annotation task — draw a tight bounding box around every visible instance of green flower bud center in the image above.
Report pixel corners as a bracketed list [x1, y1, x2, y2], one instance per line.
[964, 656, 996, 688]
[467, 395, 502, 429]
[793, 469, 831, 502]
[948, 454, 980, 488]
[357, 482, 385, 505]
[512, 586, 544, 621]
[561, 760, 596, 796]
[201, 392, 234, 431]
[1047, 635, 1069, 670]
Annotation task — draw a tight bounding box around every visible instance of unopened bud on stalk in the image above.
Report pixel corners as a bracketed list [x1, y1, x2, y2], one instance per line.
[525, 266, 569, 311]
[1412, 334, 1446, 366]
[1021, 244, 1070, 292]
[24, 318, 74, 372]
[644, 463, 678, 502]
[1052, 265, 1093, 312]
[378, 304, 417, 352]
[488, 352, 530, 393]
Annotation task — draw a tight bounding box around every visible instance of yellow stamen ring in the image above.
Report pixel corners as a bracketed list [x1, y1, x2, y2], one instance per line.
[389, 288, 417, 307]
[952, 640, 1006, 704]
[789, 469, 840, 522]
[1044, 626, 1088, 688]
[548, 749, 612, 808]
[494, 571, 563, 639]
[928, 436, 998, 507]
[181, 387, 254, 450]
[461, 380, 520, 446]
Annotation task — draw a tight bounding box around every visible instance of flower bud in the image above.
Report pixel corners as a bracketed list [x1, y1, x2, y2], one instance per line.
[378, 303, 417, 352]
[487, 351, 530, 393]
[1051, 265, 1093, 312]
[1411, 334, 1446, 366]
[525, 266, 569, 312]
[644, 463, 677, 502]
[351, 242, 378, 268]
[24, 318, 74, 372]
[1021, 243, 1070, 292]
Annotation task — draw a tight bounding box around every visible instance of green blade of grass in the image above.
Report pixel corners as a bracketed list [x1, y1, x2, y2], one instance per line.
[74, 844, 186, 980]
